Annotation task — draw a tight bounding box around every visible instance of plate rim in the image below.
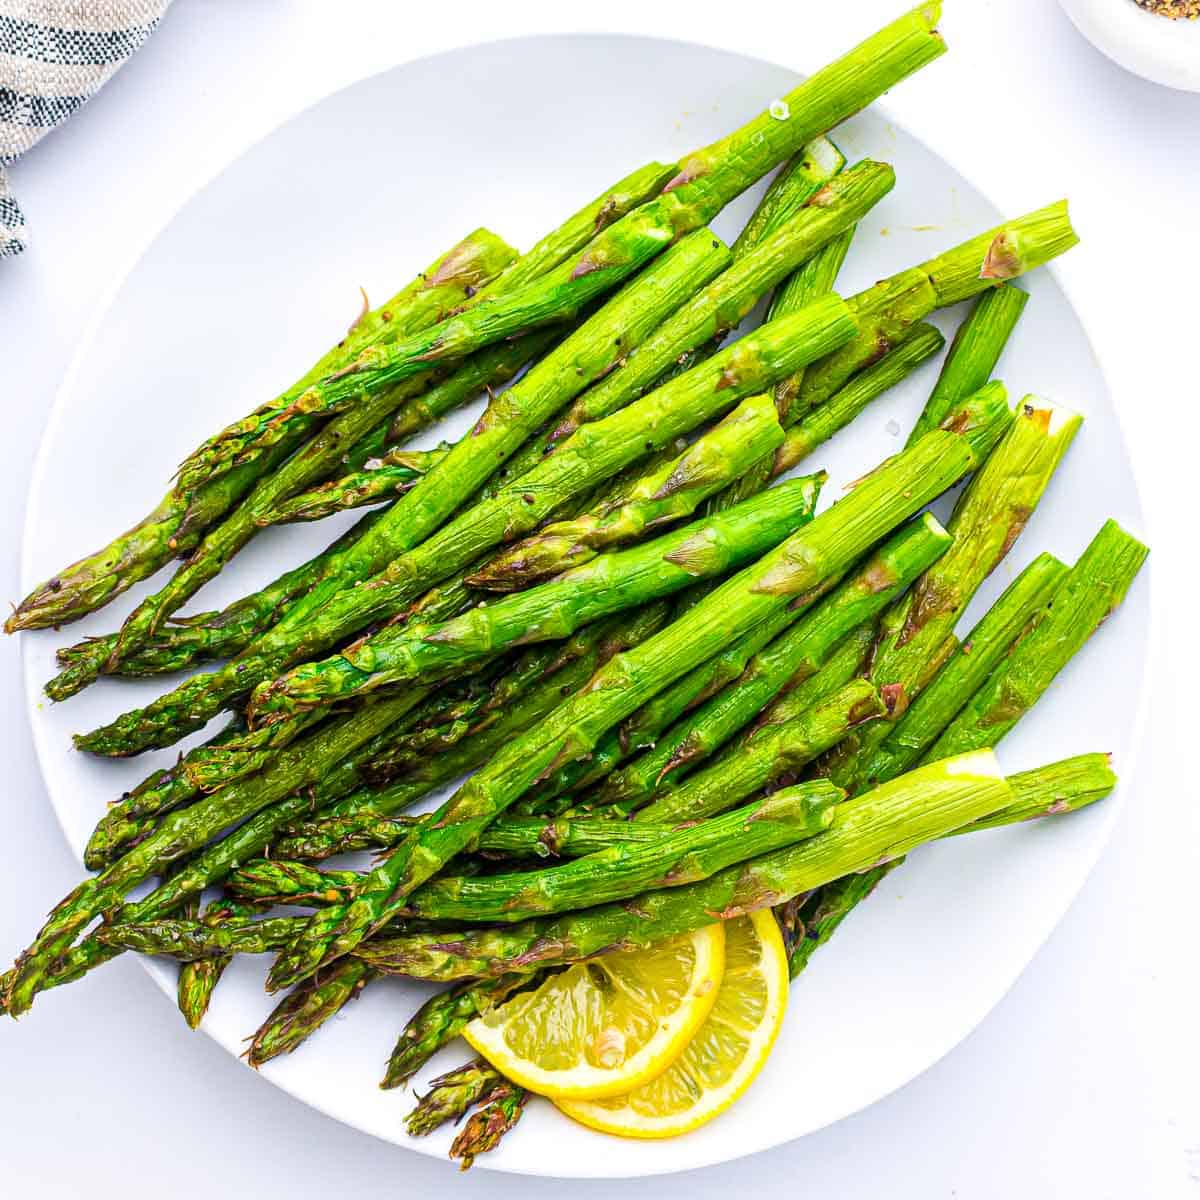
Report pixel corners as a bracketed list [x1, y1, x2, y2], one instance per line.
[18, 29, 1154, 1178]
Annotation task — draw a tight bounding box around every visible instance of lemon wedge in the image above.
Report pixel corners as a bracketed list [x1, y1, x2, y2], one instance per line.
[462, 923, 725, 1101]
[554, 910, 788, 1138]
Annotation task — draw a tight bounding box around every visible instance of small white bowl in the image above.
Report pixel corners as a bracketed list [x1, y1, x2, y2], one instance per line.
[1059, 0, 1200, 90]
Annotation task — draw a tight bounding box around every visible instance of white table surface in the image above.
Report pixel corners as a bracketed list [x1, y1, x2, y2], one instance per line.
[1, 1, 1196, 1194]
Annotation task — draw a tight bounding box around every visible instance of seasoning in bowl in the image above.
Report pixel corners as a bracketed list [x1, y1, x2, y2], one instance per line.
[1133, 0, 1200, 18]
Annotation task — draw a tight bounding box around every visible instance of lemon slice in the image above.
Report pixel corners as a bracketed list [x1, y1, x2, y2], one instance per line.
[554, 910, 788, 1138]
[462, 923, 725, 1101]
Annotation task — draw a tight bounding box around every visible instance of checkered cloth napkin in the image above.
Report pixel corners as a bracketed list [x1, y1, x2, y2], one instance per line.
[0, 1, 170, 257]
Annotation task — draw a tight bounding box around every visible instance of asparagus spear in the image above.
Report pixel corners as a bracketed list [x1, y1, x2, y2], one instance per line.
[926, 520, 1148, 761]
[956, 752, 1116, 833]
[856, 552, 1068, 788]
[7, 229, 517, 634]
[770, 322, 945, 476]
[245, 786, 839, 913]
[796, 203, 1077, 413]
[180, 7, 945, 489]
[714, 192, 856, 507]
[462, 393, 786, 592]
[595, 516, 951, 812]
[79, 296, 853, 758]
[818, 395, 1083, 792]
[390, 984, 527, 1091]
[176, 896, 265, 1029]
[906, 282, 1029, 446]
[349, 752, 1013, 984]
[263, 420, 995, 991]
[394, 784, 843, 925]
[629, 681, 888, 826]
[767, 229, 857, 424]
[782, 751, 1119, 975]
[106, 234, 724, 674]
[254, 447, 447, 525]
[731, 137, 848, 256]
[248, 475, 825, 726]
[405, 1059, 507, 1135]
[449, 1081, 527, 1169]
[245, 959, 376, 1067]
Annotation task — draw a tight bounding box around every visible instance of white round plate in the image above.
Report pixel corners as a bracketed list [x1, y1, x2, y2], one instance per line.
[1059, 0, 1200, 91]
[21, 34, 1149, 1178]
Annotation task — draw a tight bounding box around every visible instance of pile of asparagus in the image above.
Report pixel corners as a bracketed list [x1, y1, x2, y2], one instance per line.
[3, 2, 1148, 1168]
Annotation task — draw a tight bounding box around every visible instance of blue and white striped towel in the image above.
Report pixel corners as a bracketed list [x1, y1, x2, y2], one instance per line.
[0, 1, 170, 257]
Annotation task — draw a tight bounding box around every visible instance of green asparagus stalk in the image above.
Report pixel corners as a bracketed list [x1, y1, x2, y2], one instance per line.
[956, 752, 1116, 833]
[782, 750, 1120, 975]
[266, 789, 858, 867]
[389, 983, 528, 1091]
[246, 958, 376, 1067]
[796, 203, 1077, 413]
[75, 232, 735, 756]
[176, 896, 265, 1029]
[630, 681, 887, 826]
[7, 229, 518, 635]
[449, 1081, 527, 1169]
[405, 1059, 507, 1135]
[906, 282, 1029, 446]
[6, 453, 268, 633]
[770, 322, 945, 476]
[239, 784, 841, 918]
[351, 752, 1012, 984]
[596, 515, 952, 811]
[226, 861, 360, 907]
[731, 137, 847, 257]
[395, 784, 843, 925]
[714, 205, 856, 507]
[856, 552, 1068, 788]
[264, 420, 993, 991]
[181, 7, 944, 489]
[248, 475, 825, 726]
[926, 520, 1148, 761]
[767, 230, 857, 422]
[254, 446, 448, 525]
[463, 393, 786, 592]
[817, 395, 1083, 792]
